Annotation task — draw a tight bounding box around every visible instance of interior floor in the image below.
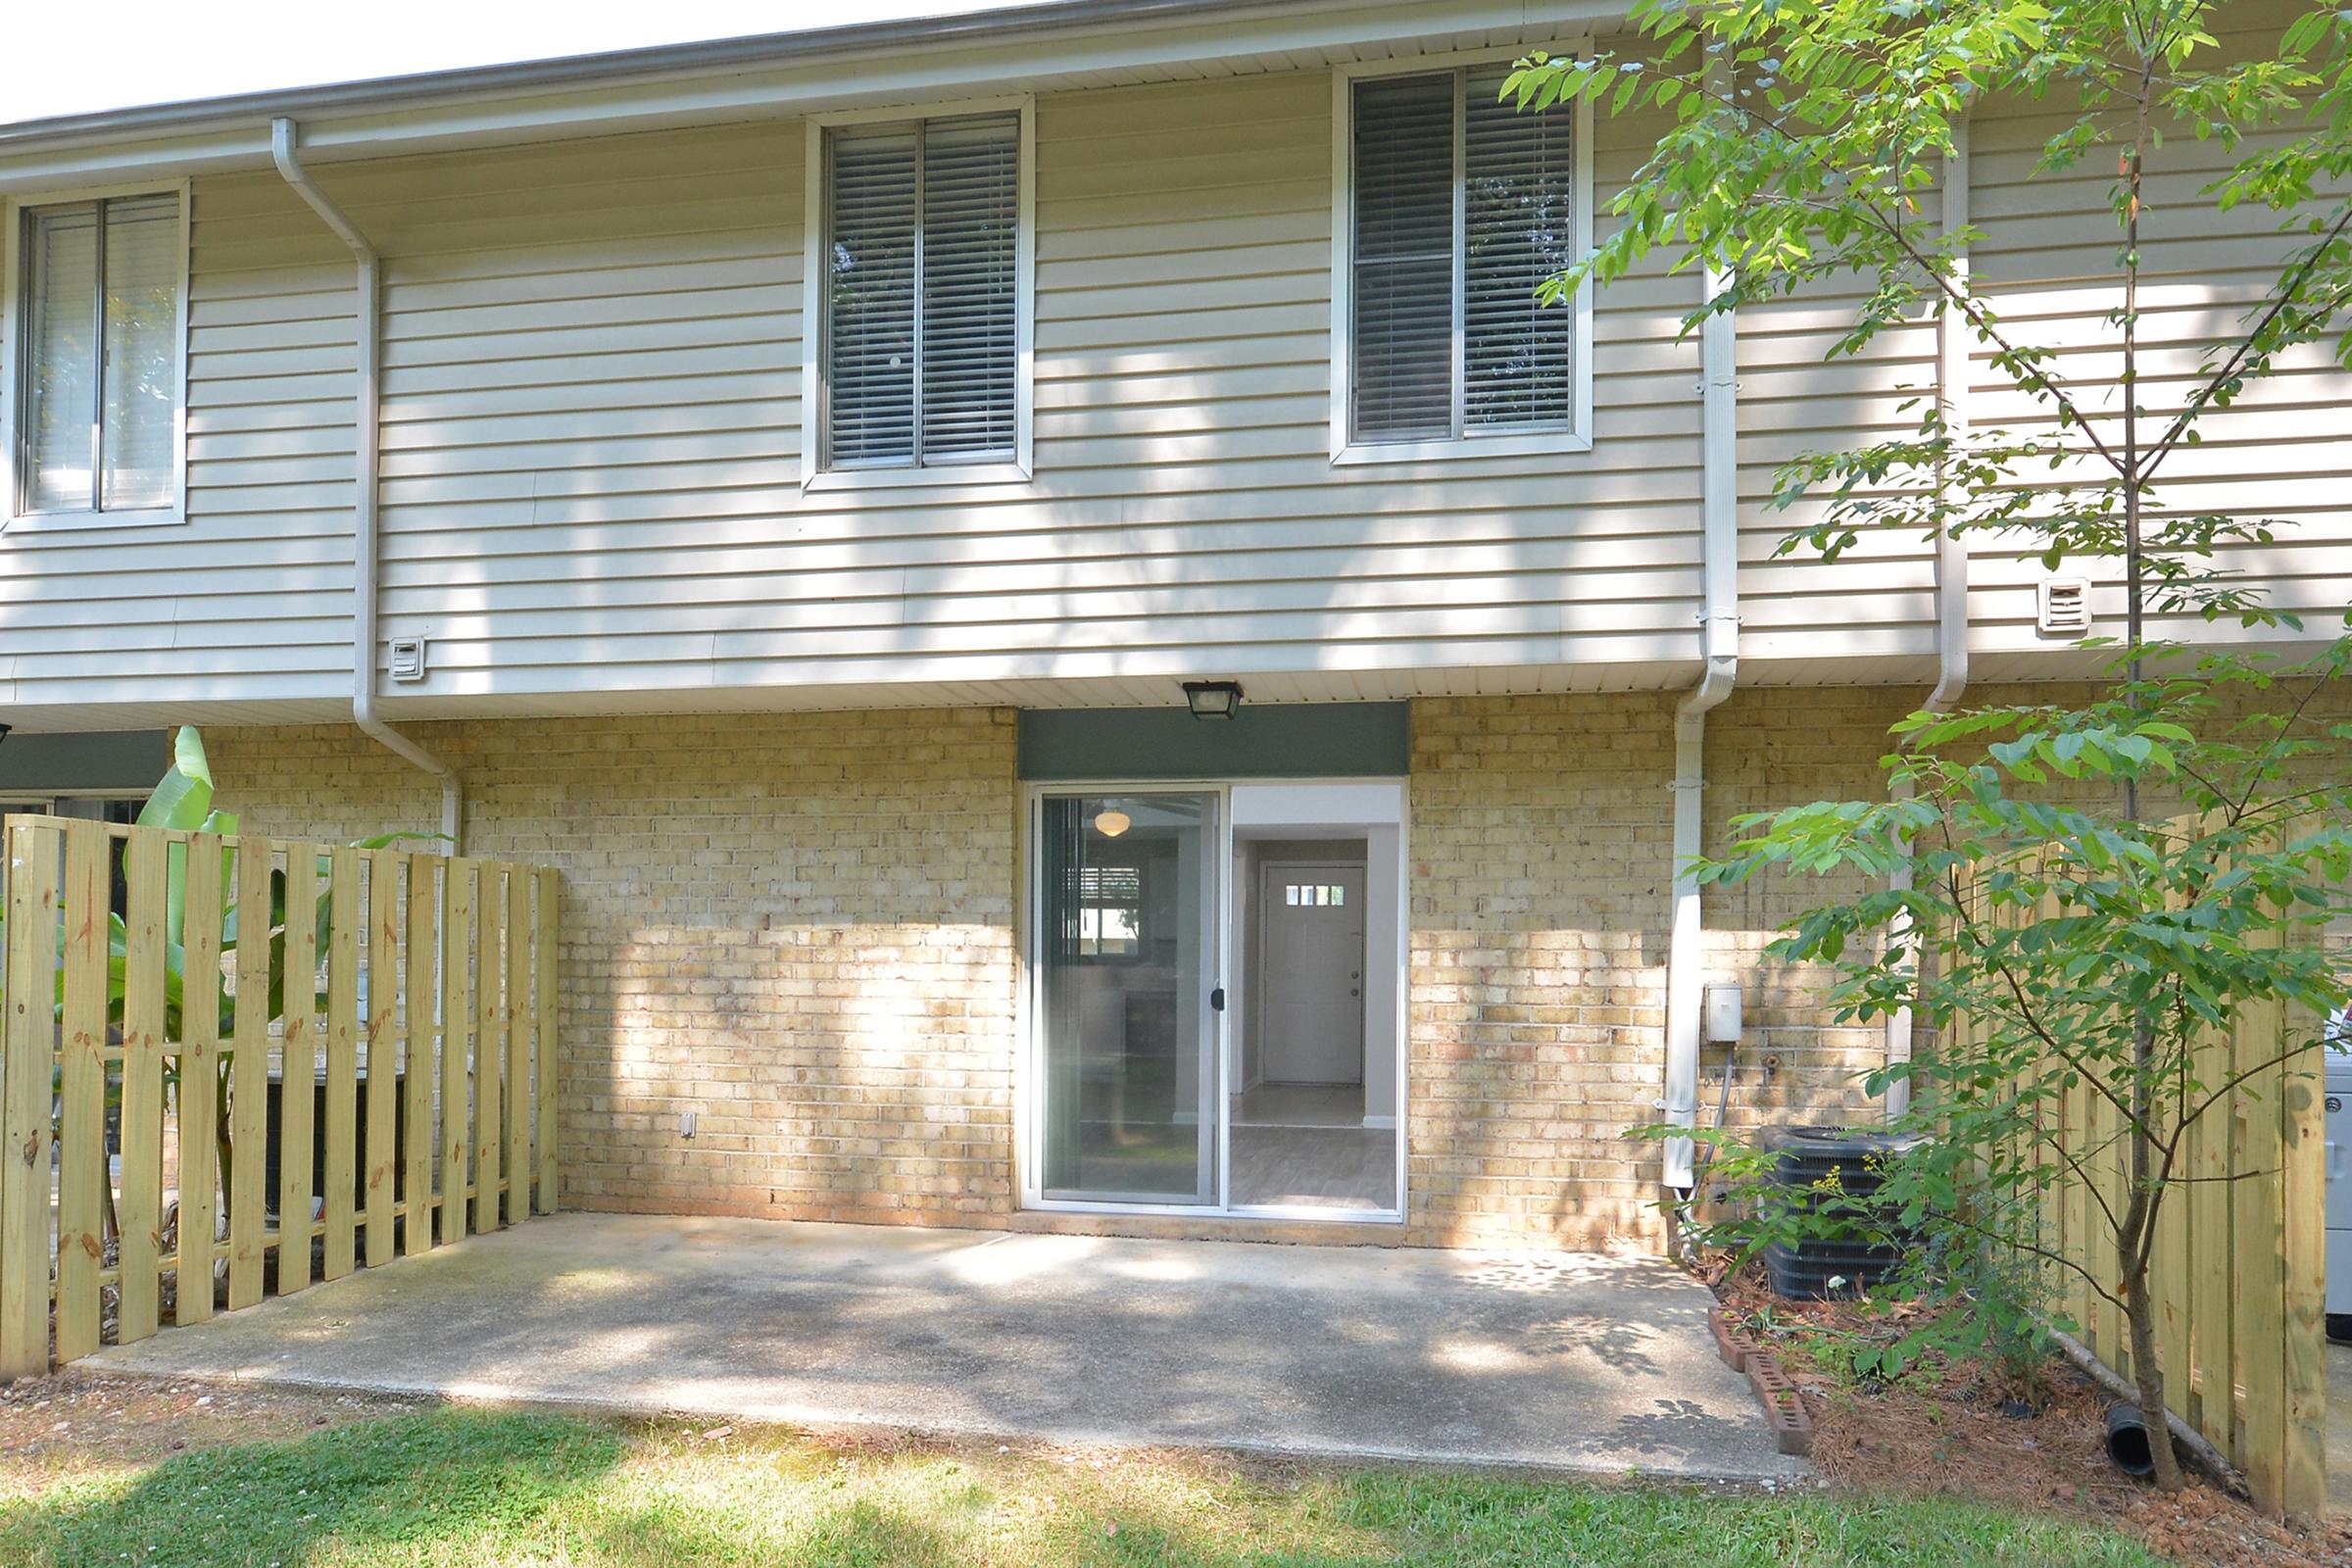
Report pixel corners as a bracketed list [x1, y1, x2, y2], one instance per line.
[1232, 1082, 1365, 1128]
[1228, 1082, 1394, 1211]
[1229, 1124, 1395, 1210]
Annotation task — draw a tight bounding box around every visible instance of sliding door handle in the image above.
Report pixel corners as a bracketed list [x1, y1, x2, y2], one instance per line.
[1210, 987, 1226, 1012]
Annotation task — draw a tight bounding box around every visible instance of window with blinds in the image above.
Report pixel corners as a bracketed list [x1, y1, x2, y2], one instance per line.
[1348, 67, 1577, 445]
[821, 113, 1020, 470]
[15, 192, 183, 514]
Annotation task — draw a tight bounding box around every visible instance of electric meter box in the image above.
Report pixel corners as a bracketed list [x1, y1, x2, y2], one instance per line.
[1702, 982, 1743, 1045]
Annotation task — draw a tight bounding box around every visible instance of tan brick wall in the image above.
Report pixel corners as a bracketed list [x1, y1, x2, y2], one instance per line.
[206, 710, 1021, 1228]
[1403, 676, 2352, 1250]
[1405, 686, 1945, 1251]
[199, 677, 2347, 1253]
[196, 694, 1985, 1252]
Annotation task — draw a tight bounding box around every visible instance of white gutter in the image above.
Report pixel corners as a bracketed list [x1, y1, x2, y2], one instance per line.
[270, 118, 464, 851]
[1662, 257, 1740, 1194]
[1885, 117, 1973, 1118]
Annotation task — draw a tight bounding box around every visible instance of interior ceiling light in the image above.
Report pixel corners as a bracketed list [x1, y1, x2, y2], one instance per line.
[1183, 680, 1243, 720]
[1094, 808, 1132, 838]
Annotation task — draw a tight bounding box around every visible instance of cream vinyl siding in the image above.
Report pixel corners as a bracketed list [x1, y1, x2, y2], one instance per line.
[1962, 61, 2352, 664]
[351, 74, 1703, 705]
[0, 176, 357, 719]
[9, 43, 2345, 722]
[1732, 275, 1943, 674]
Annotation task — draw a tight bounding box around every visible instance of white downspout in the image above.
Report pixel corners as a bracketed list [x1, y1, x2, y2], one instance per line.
[1885, 117, 1973, 1118]
[1663, 258, 1740, 1195]
[270, 119, 464, 851]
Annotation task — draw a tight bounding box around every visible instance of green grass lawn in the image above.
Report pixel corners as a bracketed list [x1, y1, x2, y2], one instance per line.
[0, 1408, 2165, 1568]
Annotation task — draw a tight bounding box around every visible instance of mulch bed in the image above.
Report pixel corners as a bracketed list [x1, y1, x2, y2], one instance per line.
[1709, 1260, 2352, 1567]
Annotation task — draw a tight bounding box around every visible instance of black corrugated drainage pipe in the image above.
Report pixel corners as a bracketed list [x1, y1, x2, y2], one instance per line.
[2104, 1403, 2156, 1477]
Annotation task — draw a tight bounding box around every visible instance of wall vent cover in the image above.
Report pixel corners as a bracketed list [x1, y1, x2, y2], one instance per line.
[387, 637, 428, 682]
[2036, 577, 2092, 637]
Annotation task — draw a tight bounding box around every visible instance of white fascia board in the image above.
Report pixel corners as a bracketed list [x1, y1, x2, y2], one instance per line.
[0, 1, 1628, 189]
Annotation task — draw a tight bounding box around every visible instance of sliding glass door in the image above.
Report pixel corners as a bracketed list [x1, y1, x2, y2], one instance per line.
[1035, 792, 1219, 1204]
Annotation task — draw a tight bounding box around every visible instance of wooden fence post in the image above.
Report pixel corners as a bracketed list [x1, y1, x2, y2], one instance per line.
[504, 869, 529, 1228]
[321, 847, 360, 1281]
[534, 866, 559, 1215]
[364, 850, 400, 1268]
[175, 833, 225, 1328]
[277, 848, 318, 1297]
[226, 836, 273, 1311]
[473, 868, 504, 1236]
[55, 824, 110, 1360]
[119, 832, 171, 1343]
[402, 856, 437, 1257]
[0, 819, 53, 1379]
[440, 861, 473, 1246]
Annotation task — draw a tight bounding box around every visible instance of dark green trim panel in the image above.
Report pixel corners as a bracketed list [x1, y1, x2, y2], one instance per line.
[1017, 703, 1409, 781]
[0, 730, 169, 794]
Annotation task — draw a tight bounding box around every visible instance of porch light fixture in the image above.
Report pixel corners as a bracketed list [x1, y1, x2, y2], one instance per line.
[1182, 680, 1243, 720]
[1093, 808, 1132, 838]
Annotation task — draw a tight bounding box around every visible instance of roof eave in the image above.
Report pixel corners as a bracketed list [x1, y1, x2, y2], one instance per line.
[0, 0, 1625, 190]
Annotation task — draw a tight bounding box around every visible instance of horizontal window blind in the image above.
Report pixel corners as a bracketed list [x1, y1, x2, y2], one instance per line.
[24, 205, 99, 513]
[1350, 74, 1456, 443]
[1463, 65, 1575, 430]
[824, 125, 919, 467]
[823, 113, 1019, 470]
[101, 195, 182, 510]
[1348, 68, 1576, 445]
[920, 115, 1020, 461]
[16, 192, 182, 514]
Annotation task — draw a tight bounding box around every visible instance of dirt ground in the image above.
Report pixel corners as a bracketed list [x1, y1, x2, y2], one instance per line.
[1712, 1264, 2352, 1568]
[0, 1371, 423, 1494]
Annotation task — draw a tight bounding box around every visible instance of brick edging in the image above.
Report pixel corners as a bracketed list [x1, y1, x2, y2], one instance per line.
[1743, 1349, 1815, 1456]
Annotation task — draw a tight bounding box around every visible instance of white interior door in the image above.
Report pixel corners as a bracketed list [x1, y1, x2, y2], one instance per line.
[1258, 862, 1365, 1085]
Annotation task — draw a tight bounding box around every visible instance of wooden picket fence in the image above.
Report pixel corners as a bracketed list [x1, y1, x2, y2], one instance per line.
[0, 815, 559, 1378]
[1951, 820, 2326, 1520]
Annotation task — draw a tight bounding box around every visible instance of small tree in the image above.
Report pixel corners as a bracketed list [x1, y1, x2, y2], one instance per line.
[1509, 1, 2352, 1490]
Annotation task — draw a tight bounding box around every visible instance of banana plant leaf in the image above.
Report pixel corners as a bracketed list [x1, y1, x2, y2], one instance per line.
[14, 725, 418, 1112]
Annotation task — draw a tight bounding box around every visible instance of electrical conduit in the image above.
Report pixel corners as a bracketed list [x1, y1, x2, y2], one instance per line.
[270, 119, 464, 851]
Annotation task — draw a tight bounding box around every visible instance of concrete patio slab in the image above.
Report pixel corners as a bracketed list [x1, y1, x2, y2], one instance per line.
[85, 1212, 1806, 1481]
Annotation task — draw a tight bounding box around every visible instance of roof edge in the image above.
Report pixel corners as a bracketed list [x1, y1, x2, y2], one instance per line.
[0, 0, 1302, 153]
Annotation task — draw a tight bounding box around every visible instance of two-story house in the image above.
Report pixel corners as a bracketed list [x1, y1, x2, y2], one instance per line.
[2, 0, 2345, 1250]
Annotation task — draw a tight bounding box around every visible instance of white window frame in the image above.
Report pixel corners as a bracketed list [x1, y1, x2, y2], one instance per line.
[799, 95, 1036, 493]
[1330, 44, 1594, 466]
[0, 177, 193, 532]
